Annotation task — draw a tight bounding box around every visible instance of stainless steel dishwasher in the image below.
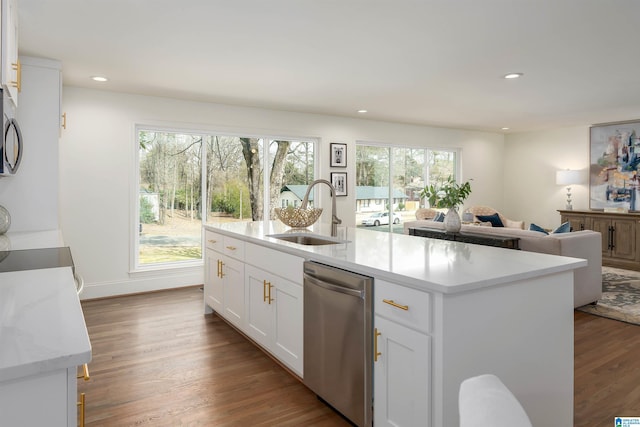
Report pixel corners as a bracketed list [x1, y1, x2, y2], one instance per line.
[303, 261, 373, 427]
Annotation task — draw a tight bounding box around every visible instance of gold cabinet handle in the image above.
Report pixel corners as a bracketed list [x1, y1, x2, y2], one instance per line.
[218, 260, 225, 278]
[208, 239, 217, 244]
[77, 392, 86, 427]
[77, 363, 90, 381]
[226, 246, 237, 251]
[61, 112, 67, 130]
[374, 328, 381, 362]
[263, 280, 268, 302]
[267, 282, 274, 304]
[382, 299, 409, 311]
[11, 60, 21, 92]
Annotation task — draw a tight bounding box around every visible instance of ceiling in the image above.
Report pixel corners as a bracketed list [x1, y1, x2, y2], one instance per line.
[17, 0, 640, 133]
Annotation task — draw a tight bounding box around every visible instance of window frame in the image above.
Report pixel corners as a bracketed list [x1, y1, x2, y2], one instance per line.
[355, 141, 461, 232]
[131, 124, 318, 274]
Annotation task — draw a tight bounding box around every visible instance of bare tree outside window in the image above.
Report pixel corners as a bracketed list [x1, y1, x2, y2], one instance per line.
[137, 130, 316, 268]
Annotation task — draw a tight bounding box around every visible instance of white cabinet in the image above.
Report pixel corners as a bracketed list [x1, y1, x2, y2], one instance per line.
[4, 57, 62, 230]
[245, 265, 303, 376]
[0, 367, 79, 427]
[221, 256, 244, 327]
[374, 279, 431, 427]
[203, 230, 245, 329]
[204, 247, 223, 314]
[203, 229, 304, 377]
[2, 0, 20, 104]
[374, 316, 431, 427]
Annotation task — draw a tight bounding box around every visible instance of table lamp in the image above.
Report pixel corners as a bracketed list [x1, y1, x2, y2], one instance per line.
[556, 169, 582, 210]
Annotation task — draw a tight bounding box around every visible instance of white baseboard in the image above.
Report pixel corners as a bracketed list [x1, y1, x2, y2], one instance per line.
[80, 269, 204, 299]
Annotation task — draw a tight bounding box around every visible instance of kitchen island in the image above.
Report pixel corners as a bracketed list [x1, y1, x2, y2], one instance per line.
[204, 221, 586, 427]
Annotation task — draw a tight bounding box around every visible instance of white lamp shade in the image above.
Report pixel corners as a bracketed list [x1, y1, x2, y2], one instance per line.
[556, 169, 583, 186]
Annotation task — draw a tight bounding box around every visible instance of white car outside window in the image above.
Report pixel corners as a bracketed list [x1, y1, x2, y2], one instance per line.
[362, 212, 401, 226]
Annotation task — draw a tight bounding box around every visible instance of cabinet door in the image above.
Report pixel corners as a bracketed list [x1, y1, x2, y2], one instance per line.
[374, 316, 431, 427]
[590, 217, 612, 256]
[204, 249, 223, 314]
[245, 265, 304, 376]
[2, 0, 19, 104]
[612, 219, 637, 261]
[221, 256, 245, 328]
[272, 276, 303, 376]
[245, 265, 273, 348]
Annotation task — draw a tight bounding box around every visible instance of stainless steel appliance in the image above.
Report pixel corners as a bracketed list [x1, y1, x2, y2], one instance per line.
[0, 87, 23, 175]
[303, 261, 373, 427]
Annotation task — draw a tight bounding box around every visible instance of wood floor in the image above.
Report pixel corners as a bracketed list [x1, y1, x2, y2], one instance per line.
[78, 287, 349, 426]
[79, 287, 640, 427]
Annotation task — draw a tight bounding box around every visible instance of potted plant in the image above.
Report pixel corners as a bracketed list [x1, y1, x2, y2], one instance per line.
[420, 176, 472, 232]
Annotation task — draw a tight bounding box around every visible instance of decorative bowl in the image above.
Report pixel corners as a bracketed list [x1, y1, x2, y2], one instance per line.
[275, 207, 323, 228]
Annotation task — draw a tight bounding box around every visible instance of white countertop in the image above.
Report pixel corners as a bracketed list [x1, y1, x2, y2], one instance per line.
[0, 267, 91, 382]
[205, 221, 587, 294]
[0, 229, 91, 382]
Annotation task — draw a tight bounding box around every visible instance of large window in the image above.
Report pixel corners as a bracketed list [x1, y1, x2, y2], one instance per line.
[355, 143, 459, 232]
[136, 128, 315, 270]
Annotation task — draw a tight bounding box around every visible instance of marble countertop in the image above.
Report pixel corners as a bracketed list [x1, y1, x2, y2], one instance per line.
[0, 267, 91, 382]
[0, 229, 91, 382]
[205, 221, 587, 294]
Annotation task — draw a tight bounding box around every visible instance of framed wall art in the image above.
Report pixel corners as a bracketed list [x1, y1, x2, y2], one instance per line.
[330, 143, 347, 167]
[590, 119, 640, 211]
[331, 172, 347, 196]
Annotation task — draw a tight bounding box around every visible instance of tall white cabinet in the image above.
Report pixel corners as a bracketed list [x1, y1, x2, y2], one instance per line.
[1, 0, 20, 104]
[0, 56, 62, 232]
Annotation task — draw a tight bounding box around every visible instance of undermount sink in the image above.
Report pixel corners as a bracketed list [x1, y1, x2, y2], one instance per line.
[267, 233, 349, 246]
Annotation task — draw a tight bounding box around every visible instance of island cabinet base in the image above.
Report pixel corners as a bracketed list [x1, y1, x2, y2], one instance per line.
[434, 271, 574, 427]
[203, 229, 304, 377]
[203, 222, 581, 427]
[373, 271, 573, 427]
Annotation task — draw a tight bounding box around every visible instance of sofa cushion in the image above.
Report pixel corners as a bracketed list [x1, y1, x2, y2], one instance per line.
[529, 223, 548, 234]
[553, 221, 571, 234]
[504, 218, 525, 229]
[476, 213, 504, 227]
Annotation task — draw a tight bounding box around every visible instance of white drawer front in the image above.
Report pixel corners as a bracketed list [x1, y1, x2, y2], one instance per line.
[244, 243, 303, 283]
[222, 236, 245, 261]
[375, 279, 431, 334]
[205, 230, 223, 252]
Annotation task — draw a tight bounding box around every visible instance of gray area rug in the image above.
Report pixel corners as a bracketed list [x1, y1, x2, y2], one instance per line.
[577, 267, 640, 325]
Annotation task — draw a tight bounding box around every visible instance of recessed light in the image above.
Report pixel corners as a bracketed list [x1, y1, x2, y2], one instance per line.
[357, 109, 368, 114]
[91, 76, 108, 82]
[501, 127, 510, 130]
[503, 73, 523, 79]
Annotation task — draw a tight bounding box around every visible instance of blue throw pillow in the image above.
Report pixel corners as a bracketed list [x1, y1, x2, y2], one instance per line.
[476, 213, 504, 227]
[552, 221, 571, 234]
[529, 223, 549, 235]
[433, 212, 445, 222]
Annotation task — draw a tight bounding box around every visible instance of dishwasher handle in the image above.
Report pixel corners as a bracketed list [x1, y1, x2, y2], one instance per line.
[304, 274, 364, 298]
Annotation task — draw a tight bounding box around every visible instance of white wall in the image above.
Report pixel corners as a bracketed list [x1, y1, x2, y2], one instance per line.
[504, 126, 590, 228]
[60, 87, 506, 298]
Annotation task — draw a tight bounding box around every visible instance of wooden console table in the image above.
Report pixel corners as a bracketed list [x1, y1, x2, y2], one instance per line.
[408, 227, 520, 250]
[559, 209, 640, 270]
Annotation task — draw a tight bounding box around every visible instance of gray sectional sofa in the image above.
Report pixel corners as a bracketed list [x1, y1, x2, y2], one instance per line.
[404, 219, 603, 307]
